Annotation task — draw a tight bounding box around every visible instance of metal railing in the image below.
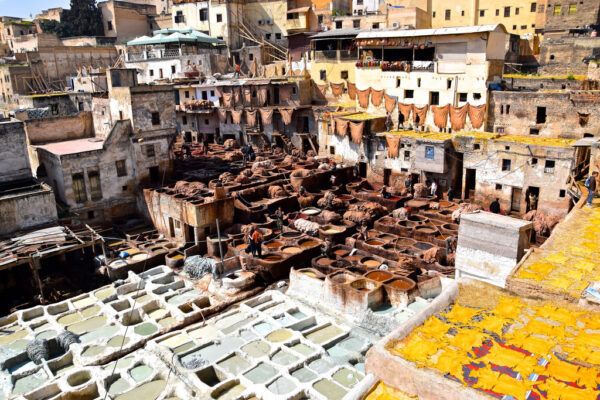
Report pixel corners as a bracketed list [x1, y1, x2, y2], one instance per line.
[126, 48, 184, 62]
[312, 49, 357, 61]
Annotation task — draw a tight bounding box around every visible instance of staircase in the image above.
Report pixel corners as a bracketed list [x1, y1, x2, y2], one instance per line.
[232, 9, 288, 63]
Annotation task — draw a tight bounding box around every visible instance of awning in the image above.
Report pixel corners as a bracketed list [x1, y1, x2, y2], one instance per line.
[288, 7, 310, 13]
[572, 137, 600, 147]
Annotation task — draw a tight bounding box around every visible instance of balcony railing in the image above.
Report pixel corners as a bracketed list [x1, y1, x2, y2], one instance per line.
[313, 49, 357, 62]
[356, 60, 435, 72]
[126, 48, 188, 62]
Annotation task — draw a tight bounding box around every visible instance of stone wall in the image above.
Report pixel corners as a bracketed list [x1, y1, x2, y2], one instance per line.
[24, 112, 94, 144]
[538, 37, 600, 75]
[488, 90, 600, 138]
[544, 0, 600, 31]
[503, 76, 582, 91]
[0, 183, 57, 237]
[0, 119, 32, 183]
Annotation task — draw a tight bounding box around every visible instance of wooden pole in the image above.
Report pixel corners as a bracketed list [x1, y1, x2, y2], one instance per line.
[30, 254, 45, 304]
[215, 218, 225, 278]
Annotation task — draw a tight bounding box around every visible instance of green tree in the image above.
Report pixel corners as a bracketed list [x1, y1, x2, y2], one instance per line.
[64, 0, 104, 37]
[40, 19, 74, 38]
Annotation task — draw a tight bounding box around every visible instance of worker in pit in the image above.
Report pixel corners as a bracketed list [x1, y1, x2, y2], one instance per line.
[330, 174, 337, 187]
[250, 226, 264, 258]
[445, 235, 457, 254]
[299, 185, 307, 196]
[381, 186, 391, 199]
[274, 207, 284, 233]
[489, 198, 501, 214]
[386, 112, 392, 132]
[321, 239, 333, 259]
[357, 222, 369, 241]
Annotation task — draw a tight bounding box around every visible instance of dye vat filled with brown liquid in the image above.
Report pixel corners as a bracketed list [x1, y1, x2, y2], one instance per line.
[300, 240, 318, 247]
[365, 271, 392, 282]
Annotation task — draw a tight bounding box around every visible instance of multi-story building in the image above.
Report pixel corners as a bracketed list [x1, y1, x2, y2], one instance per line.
[332, 5, 430, 30]
[310, 28, 360, 86]
[0, 18, 39, 52]
[171, 0, 244, 49]
[99, 0, 158, 44]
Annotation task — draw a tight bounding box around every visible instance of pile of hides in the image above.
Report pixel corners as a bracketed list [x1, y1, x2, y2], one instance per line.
[429, 202, 441, 210]
[344, 202, 387, 224]
[26, 339, 50, 364]
[234, 174, 251, 184]
[184, 256, 218, 279]
[451, 203, 483, 222]
[294, 218, 320, 235]
[291, 168, 314, 179]
[241, 169, 253, 177]
[173, 181, 206, 197]
[319, 210, 341, 223]
[317, 191, 343, 209]
[392, 207, 409, 218]
[413, 183, 429, 198]
[523, 210, 562, 237]
[422, 246, 444, 264]
[219, 172, 235, 183]
[252, 160, 273, 170]
[284, 155, 299, 164]
[253, 167, 269, 176]
[291, 149, 304, 158]
[269, 185, 287, 198]
[298, 194, 315, 208]
[224, 139, 238, 150]
[223, 152, 242, 162]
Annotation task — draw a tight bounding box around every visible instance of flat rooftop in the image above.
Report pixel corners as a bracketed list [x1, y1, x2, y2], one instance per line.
[36, 137, 104, 156]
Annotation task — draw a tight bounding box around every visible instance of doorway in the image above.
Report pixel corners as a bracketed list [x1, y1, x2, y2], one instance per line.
[526, 186, 539, 212]
[511, 187, 522, 212]
[274, 87, 280, 104]
[383, 168, 391, 186]
[186, 224, 195, 244]
[302, 116, 310, 133]
[465, 168, 476, 199]
[149, 166, 160, 183]
[168, 217, 175, 238]
[359, 162, 367, 178]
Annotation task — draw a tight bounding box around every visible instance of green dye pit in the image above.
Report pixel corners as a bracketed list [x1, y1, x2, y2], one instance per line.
[147, 308, 168, 320]
[130, 365, 153, 382]
[292, 367, 317, 383]
[95, 287, 115, 300]
[67, 315, 106, 335]
[266, 329, 292, 343]
[267, 376, 296, 395]
[243, 363, 277, 384]
[57, 313, 83, 326]
[108, 378, 131, 395]
[114, 380, 166, 400]
[134, 322, 158, 336]
[313, 379, 348, 400]
[12, 371, 48, 395]
[158, 317, 177, 328]
[241, 341, 271, 358]
[305, 325, 344, 344]
[107, 335, 130, 348]
[217, 355, 251, 375]
[72, 297, 95, 308]
[215, 383, 246, 400]
[82, 345, 106, 358]
[289, 343, 315, 356]
[332, 368, 363, 388]
[80, 305, 101, 318]
[271, 349, 298, 365]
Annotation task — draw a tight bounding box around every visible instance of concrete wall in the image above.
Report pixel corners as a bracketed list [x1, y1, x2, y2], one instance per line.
[488, 91, 600, 138]
[0, 119, 32, 183]
[24, 113, 94, 145]
[92, 97, 114, 138]
[0, 184, 57, 237]
[100, 0, 155, 44]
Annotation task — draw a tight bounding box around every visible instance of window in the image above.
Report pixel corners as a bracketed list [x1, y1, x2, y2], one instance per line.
[531, 2, 537, 12]
[216, 13, 223, 22]
[495, 184, 502, 190]
[266, 33, 271, 40]
[159, 69, 163, 78]
[145, 144, 156, 157]
[480, 9, 485, 16]
[430, 91, 439, 106]
[200, 8, 208, 21]
[149, 69, 154, 77]
[249, 53, 254, 61]
[500, 105, 504, 115]
[151, 112, 160, 125]
[185, 90, 190, 98]
[513, 25, 517, 30]
[335, 21, 342, 29]
[515, 7, 520, 14]
[417, 78, 421, 87]
[396, 77, 401, 88]
[506, 105, 510, 114]
[447, 79, 452, 89]
[532, 158, 538, 165]
[122, 185, 128, 191]
[318, 15, 324, 24]
[78, 102, 84, 111]
[107, 21, 113, 31]
[182, 115, 188, 125]
[502, 159, 511, 171]
[538, 4, 545, 12]
[88, 211, 95, 219]
[404, 150, 410, 161]
[496, 127, 505, 133]
[549, 54, 555, 60]
[445, 9, 451, 20]
[353, 19, 360, 28]
[72, 174, 87, 203]
[115, 160, 127, 177]
[171, 65, 176, 74]
[276, 33, 281, 39]
[425, 146, 435, 160]
[559, 189, 566, 197]
[433, 11, 436, 17]
[473, 93, 481, 100]
[554, 4, 561, 15]
[569, 3, 576, 13]
[341, 70, 348, 79]
[536, 107, 546, 123]
[459, 93, 467, 102]
[461, 10, 465, 16]
[474, 143, 481, 150]
[320, 70, 326, 80]
[89, 171, 102, 200]
[544, 160, 555, 173]
[404, 89, 414, 99]
[205, 119, 209, 125]
[521, 25, 527, 29]
[496, 9, 500, 16]
[51, 103, 59, 115]
[372, 23, 380, 29]
[504, 6, 510, 16]
[210, 90, 215, 97]
[175, 11, 184, 23]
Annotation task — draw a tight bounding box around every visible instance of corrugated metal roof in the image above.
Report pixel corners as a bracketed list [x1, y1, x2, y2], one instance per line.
[355, 24, 505, 40]
[310, 28, 362, 40]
